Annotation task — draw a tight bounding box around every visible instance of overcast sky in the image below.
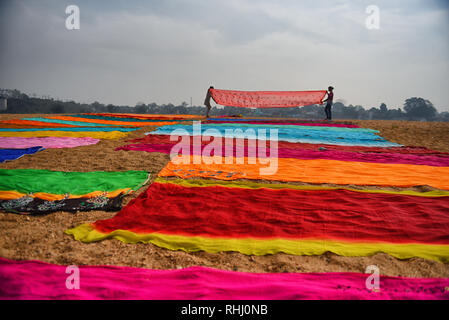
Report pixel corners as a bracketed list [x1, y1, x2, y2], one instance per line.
[0, 0, 448, 111]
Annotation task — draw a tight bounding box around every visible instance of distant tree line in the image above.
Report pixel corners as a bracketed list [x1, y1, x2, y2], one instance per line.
[1, 88, 448, 121]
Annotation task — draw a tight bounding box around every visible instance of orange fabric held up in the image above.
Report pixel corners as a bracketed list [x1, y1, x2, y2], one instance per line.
[210, 89, 327, 108]
[159, 156, 449, 190]
[0, 119, 78, 128]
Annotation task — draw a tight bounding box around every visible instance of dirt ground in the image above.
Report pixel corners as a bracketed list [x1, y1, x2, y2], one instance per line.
[1, 114, 448, 278]
[352, 120, 449, 153]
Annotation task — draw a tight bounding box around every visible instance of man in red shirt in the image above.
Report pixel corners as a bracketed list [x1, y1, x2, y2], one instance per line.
[322, 86, 334, 121]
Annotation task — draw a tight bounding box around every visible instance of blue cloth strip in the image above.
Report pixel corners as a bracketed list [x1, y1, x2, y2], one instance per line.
[0, 146, 45, 163]
[22, 118, 114, 127]
[202, 122, 376, 133]
[146, 124, 401, 147]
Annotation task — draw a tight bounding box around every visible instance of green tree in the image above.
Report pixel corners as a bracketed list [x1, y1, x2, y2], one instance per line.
[403, 97, 437, 121]
[107, 104, 116, 113]
[135, 104, 147, 114]
[51, 104, 65, 113]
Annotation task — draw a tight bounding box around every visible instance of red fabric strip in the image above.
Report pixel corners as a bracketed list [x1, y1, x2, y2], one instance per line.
[94, 182, 449, 244]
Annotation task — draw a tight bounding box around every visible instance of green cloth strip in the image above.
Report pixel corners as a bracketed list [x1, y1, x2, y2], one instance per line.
[0, 169, 149, 195]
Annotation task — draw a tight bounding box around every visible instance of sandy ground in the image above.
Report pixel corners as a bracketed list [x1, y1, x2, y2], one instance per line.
[352, 120, 449, 153]
[1, 114, 448, 278]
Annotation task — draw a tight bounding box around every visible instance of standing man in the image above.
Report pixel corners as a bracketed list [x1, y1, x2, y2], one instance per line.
[322, 86, 334, 121]
[204, 86, 214, 118]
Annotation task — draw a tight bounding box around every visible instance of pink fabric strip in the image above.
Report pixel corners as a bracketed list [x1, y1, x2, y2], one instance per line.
[0, 137, 100, 149]
[116, 143, 449, 167]
[0, 258, 448, 300]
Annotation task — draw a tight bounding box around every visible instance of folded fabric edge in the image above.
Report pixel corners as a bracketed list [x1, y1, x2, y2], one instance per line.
[154, 177, 449, 198]
[0, 189, 131, 201]
[64, 224, 449, 263]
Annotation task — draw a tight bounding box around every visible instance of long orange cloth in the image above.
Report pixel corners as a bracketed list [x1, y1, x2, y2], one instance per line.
[159, 156, 449, 190]
[0, 119, 78, 127]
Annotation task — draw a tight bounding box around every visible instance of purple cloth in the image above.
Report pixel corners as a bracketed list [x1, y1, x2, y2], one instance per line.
[0, 137, 100, 149]
[116, 143, 449, 167]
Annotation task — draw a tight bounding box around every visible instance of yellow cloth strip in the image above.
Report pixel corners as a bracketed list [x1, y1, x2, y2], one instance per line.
[159, 156, 449, 190]
[65, 224, 449, 263]
[0, 131, 130, 139]
[0, 189, 130, 201]
[155, 177, 449, 197]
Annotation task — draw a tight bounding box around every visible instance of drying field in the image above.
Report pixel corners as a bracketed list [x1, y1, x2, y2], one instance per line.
[1, 114, 448, 280]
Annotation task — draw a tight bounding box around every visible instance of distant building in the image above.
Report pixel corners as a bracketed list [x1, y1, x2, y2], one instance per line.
[0, 96, 7, 111]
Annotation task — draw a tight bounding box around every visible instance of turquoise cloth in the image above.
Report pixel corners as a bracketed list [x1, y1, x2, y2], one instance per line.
[147, 124, 401, 147]
[22, 118, 114, 127]
[205, 122, 377, 133]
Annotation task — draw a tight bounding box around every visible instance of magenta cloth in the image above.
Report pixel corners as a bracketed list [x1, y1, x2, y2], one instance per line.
[205, 120, 360, 128]
[0, 137, 100, 149]
[116, 143, 449, 167]
[127, 134, 449, 155]
[0, 258, 448, 300]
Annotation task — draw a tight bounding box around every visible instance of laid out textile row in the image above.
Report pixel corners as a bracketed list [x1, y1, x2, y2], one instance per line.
[0, 113, 203, 161]
[1, 257, 448, 300]
[0, 169, 149, 214]
[117, 135, 449, 166]
[66, 178, 449, 262]
[0, 113, 200, 129]
[146, 123, 400, 147]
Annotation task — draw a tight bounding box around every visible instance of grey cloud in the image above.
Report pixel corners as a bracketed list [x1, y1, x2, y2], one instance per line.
[0, 0, 448, 111]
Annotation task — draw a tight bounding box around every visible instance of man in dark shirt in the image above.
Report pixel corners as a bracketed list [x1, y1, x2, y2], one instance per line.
[204, 86, 214, 118]
[322, 86, 334, 121]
